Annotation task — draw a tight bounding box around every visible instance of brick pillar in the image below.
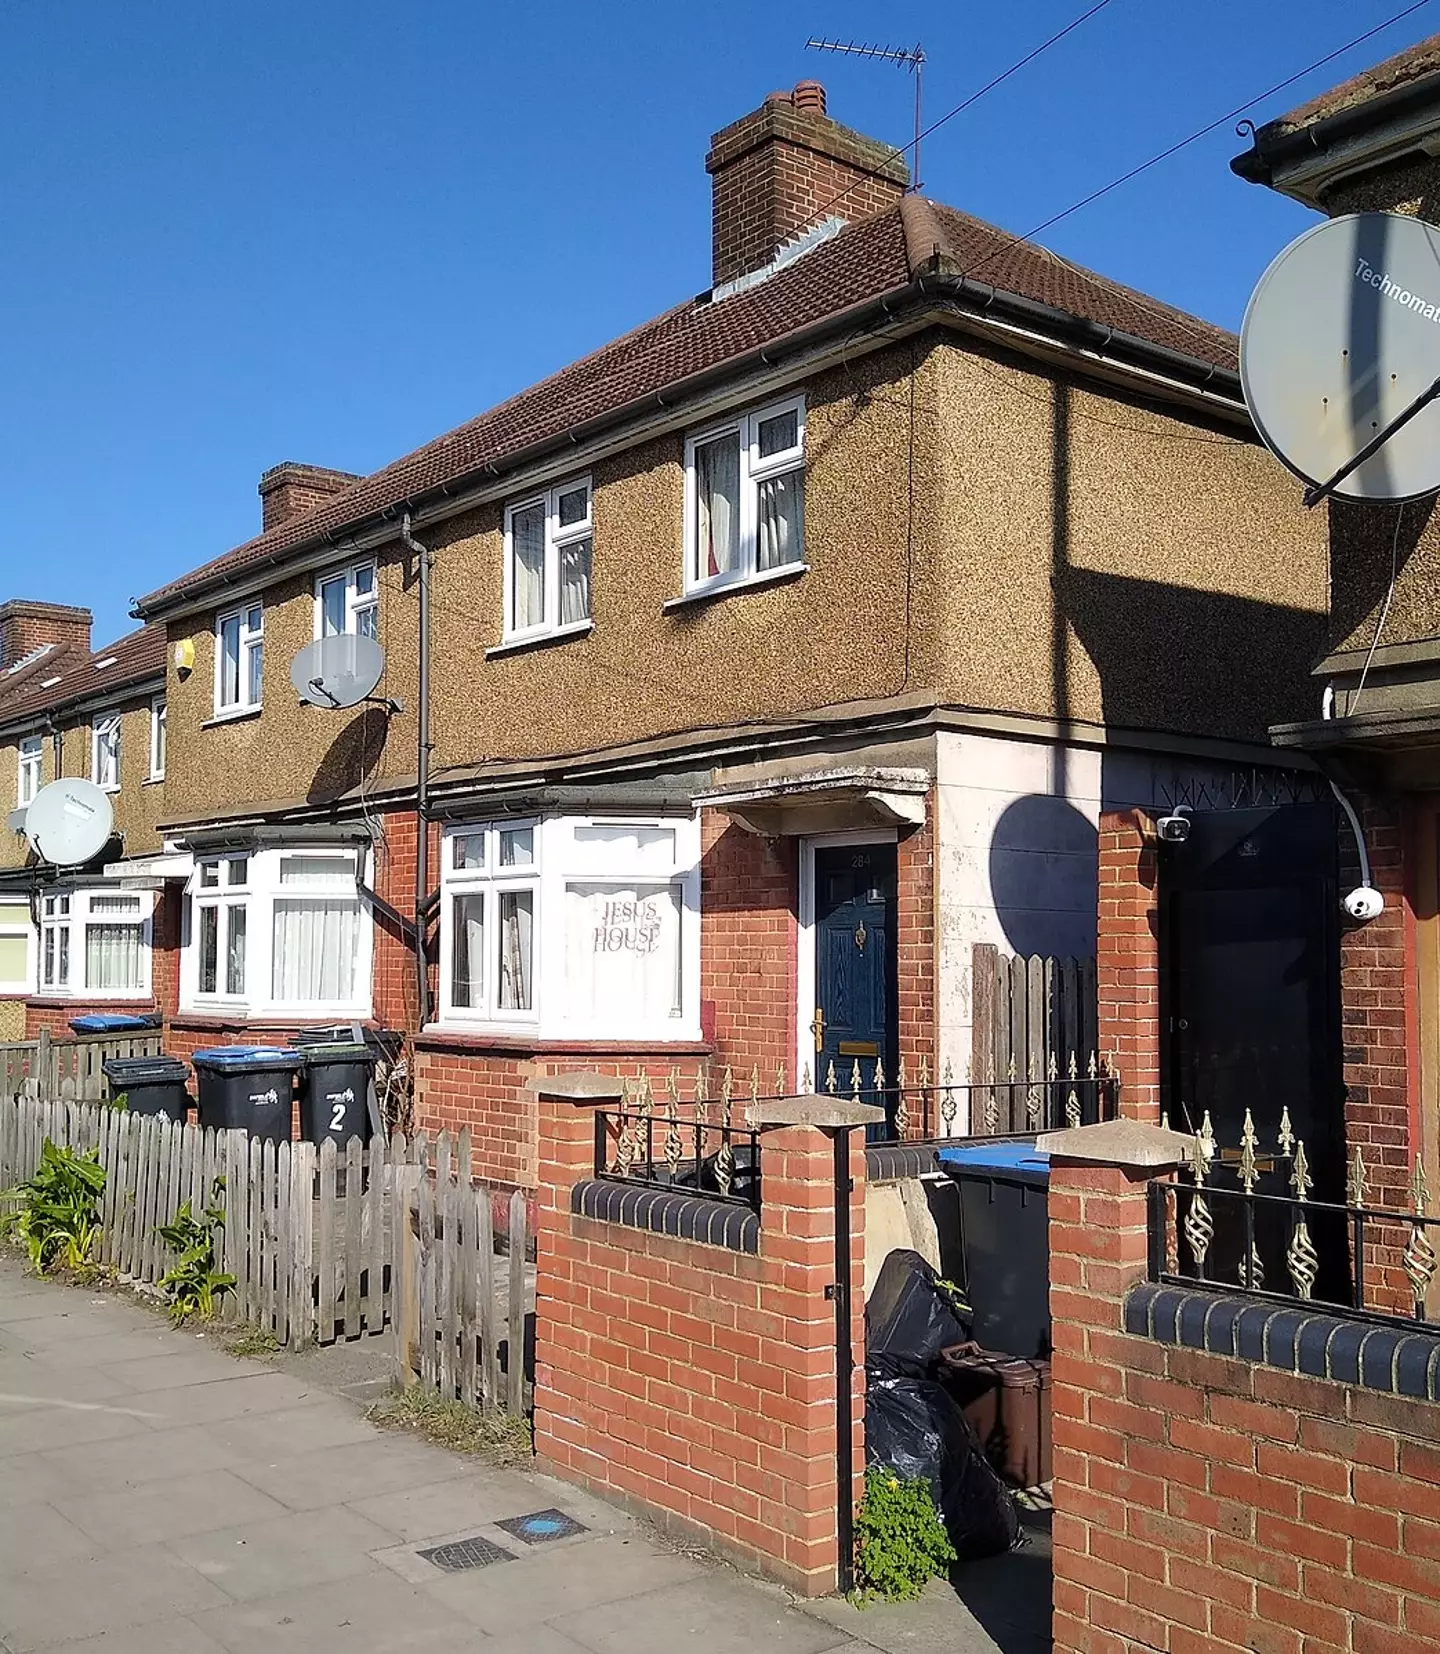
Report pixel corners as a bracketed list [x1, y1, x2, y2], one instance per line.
[532, 1076, 873, 1596]
[1098, 808, 1161, 1121]
[1039, 1118, 1191, 1654]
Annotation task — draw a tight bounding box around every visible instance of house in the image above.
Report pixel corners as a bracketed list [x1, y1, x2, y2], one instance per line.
[1228, 32, 1440, 1243]
[0, 603, 167, 1039]
[5, 81, 1329, 1191]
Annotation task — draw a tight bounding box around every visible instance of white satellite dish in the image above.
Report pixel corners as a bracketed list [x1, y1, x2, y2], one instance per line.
[24, 778, 114, 867]
[289, 634, 387, 711]
[1242, 212, 1440, 505]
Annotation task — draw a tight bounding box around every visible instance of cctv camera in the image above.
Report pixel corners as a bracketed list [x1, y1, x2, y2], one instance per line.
[1155, 806, 1192, 844]
[1342, 886, 1385, 922]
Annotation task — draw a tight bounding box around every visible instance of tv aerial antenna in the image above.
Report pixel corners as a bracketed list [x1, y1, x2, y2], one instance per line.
[805, 37, 926, 190]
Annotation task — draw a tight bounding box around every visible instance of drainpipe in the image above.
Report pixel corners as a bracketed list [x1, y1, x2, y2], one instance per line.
[399, 512, 432, 1029]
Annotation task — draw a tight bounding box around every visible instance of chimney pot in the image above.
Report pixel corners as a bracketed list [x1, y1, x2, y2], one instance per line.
[792, 79, 826, 113]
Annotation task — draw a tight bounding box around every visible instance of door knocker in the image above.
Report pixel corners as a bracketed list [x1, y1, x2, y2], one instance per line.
[854, 920, 867, 951]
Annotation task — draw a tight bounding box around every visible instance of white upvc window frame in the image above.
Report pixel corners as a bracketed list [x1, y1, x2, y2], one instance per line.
[149, 696, 166, 780]
[0, 896, 34, 996]
[436, 814, 701, 1042]
[37, 887, 153, 1001]
[91, 714, 121, 793]
[683, 393, 806, 597]
[180, 845, 374, 1020]
[502, 476, 593, 644]
[214, 603, 264, 716]
[315, 560, 379, 640]
[16, 735, 42, 808]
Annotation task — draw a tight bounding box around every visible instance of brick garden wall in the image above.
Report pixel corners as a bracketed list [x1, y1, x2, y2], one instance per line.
[532, 1083, 866, 1596]
[1096, 808, 1160, 1122]
[1048, 1142, 1440, 1654]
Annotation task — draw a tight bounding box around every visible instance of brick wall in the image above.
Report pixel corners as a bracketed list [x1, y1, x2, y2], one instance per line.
[1097, 808, 1161, 1121]
[533, 1083, 866, 1596]
[897, 815, 937, 1134]
[0, 599, 91, 670]
[1048, 1139, 1440, 1654]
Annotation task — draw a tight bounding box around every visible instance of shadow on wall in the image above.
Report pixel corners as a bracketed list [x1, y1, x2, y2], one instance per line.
[307, 706, 391, 806]
[1328, 494, 1435, 655]
[1055, 567, 1331, 738]
[987, 795, 1098, 959]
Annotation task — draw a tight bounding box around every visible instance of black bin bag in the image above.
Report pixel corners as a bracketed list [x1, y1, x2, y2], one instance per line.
[866, 1376, 1021, 1561]
[866, 1249, 972, 1377]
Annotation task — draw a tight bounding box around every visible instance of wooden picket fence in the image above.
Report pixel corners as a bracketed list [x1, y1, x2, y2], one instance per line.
[0, 1028, 164, 1103]
[0, 1095, 532, 1415]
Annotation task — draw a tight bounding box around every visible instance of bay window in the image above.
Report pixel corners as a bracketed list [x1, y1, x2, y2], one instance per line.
[183, 846, 371, 1018]
[684, 395, 805, 595]
[215, 603, 264, 715]
[502, 477, 592, 644]
[438, 816, 699, 1040]
[37, 889, 151, 998]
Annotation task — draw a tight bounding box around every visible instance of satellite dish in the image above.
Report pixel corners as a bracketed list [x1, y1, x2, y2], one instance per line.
[1242, 212, 1440, 503]
[24, 778, 114, 867]
[289, 634, 386, 711]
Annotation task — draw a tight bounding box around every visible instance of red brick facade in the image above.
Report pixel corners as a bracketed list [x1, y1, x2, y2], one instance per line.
[1097, 809, 1161, 1122]
[1049, 1145, 1440, 1654]
[532, 1081, 866, 1596]
[897, 814, 938, 1134]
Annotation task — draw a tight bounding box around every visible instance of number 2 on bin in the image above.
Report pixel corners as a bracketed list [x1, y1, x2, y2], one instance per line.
[330, 1101, 346, 1134]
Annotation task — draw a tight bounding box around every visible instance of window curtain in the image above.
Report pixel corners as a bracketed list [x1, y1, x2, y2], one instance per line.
[85, 923, 143, 992]
[756, 471, 803, 571]
[511, 504, 546, 629]
[498, 890, 534, 1009]
[563, 881, 682, 1029]
[226, 905, 247, 996]
[451, 893, 484, 1008]
[697, 434, 740, 577]
[271, 898, 359, 1003]
[559, 538, 592, 625]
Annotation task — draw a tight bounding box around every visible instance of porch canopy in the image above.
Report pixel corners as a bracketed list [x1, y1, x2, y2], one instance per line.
[693, 765, 929, 835]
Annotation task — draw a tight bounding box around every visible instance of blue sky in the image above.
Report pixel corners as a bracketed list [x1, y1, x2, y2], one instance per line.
[1, 1, 1432, 645]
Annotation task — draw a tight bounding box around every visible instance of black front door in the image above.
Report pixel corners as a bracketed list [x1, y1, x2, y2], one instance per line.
[813, 844, 898, 1139]
[1162, 804, 1346, 1292]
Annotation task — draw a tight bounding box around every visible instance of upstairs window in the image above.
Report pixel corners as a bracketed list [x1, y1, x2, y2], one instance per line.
[216, 604, 263, 715]
[17, 735, 41, 807]
[316, 561, 378, 640]
[149, 697, 166, 780]
[91, 715, 121, 792]
[503, 478, 592, 643]
[684, 395, 805, 595]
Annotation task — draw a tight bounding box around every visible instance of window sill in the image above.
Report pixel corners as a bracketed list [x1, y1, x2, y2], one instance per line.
[95, 784, 121, 796]
[485, 621, 593, 660]
[27, 995, 157, 1009]
[172, 1010, 377, 1034]
[202, 707, 262, 728]
[145, 774, 165, 787]
[417, 1027, 712, 1057]
[663, 562, 808, 613]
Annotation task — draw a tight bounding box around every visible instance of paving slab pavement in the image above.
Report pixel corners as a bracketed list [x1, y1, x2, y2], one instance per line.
[0, 1255, 1047, 1654]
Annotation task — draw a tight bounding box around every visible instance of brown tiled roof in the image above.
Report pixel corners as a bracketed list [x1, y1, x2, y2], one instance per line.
[136, 194, 1237, 614]
[0, 625, 166, 731]
[1257, 32, 1440, 135]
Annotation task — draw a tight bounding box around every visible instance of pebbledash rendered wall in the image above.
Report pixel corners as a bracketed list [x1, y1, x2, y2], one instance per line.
[531, 1078, 868, 1597]
[1045, 1122, 1440, 1654]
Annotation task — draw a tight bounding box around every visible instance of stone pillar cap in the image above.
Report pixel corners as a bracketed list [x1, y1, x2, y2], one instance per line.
[526, 1073, 627, 1103]
[748, 1094, 887, 1129]
[1038, 1117, 1193, 1168]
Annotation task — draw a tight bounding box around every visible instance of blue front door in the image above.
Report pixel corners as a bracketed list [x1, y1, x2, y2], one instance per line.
[813, 844, 898, 1140]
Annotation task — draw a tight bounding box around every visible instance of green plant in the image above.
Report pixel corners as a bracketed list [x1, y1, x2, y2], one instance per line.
[221, 1325, 281, 1359]
[852, 1465, 957, 1604]
[156, 1177, 235, 1323]
[3, 1139, 106, 1274]
[368, 1387, 534, 1465]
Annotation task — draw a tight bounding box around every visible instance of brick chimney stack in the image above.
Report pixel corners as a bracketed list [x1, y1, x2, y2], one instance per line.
[0, 600, 92, 672]
[705, 81, 909, 288]
[259, 462, 360, 533]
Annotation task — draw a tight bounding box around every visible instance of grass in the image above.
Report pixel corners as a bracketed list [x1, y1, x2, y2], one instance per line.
[216, 1324, 282, 1359]
[368, 1385, 534, 1466]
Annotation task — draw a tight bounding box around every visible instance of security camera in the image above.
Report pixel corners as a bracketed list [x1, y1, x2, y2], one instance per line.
[1155, 806, 1192, 844]
[1342, 886, 1385, 922]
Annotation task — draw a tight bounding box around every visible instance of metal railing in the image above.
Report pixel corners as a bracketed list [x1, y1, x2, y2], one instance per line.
[593, 1071, 766, 1214]
[1148, 1108, 1439, 1327]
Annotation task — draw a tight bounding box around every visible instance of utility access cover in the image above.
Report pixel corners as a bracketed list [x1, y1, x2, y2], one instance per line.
[417, 1535, 516, 1573]
[495, 1509, 588, 1545]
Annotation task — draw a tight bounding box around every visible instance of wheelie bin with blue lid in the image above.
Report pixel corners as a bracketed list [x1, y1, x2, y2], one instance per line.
[191, 1046, 302, 1144]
